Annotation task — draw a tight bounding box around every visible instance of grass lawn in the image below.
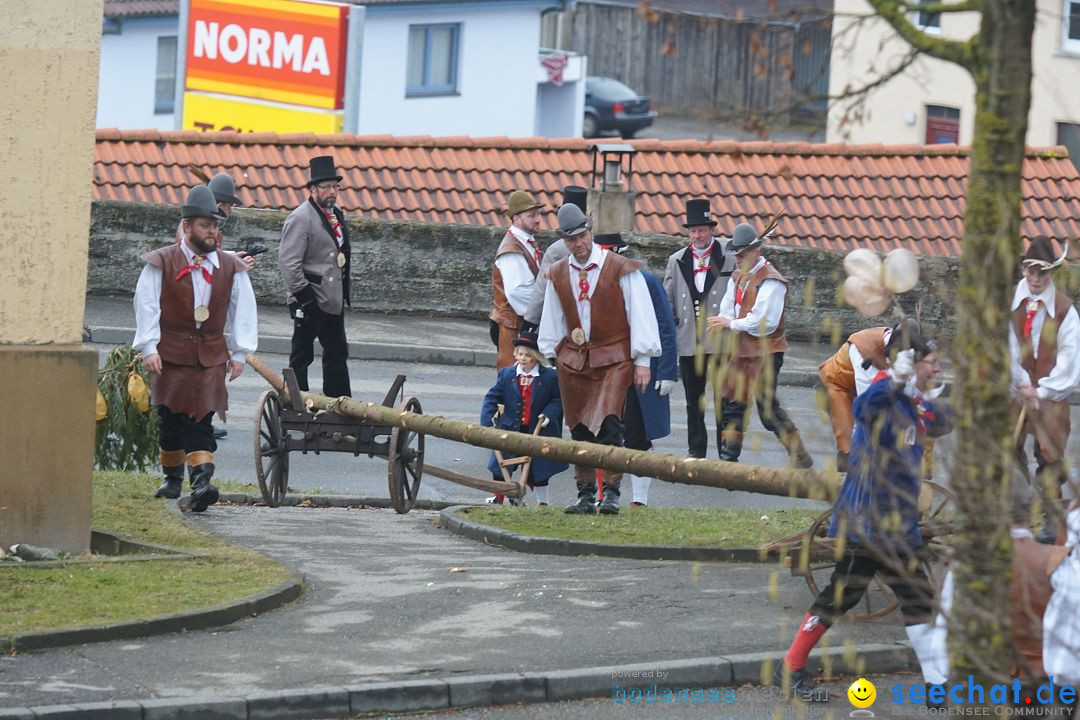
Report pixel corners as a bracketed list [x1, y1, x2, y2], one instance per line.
[465, 506, 824, 548]
[0, 471, 294, 639]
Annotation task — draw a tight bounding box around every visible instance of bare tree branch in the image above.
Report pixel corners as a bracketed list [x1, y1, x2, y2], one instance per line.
[865, 0, 977, 68]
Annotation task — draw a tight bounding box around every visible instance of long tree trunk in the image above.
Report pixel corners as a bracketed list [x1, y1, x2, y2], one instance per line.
[949, 0, 1035, 686]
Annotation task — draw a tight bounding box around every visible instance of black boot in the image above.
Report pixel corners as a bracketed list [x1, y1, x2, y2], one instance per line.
[155, 464, 184, 499]
[719, 431, 743, 462]
[189, 463, 220, 513]
[565, 486, 597, 514]
[599, 479, 621, 515]
[212, 426, 228, 440]
[773, 663, 828, 702]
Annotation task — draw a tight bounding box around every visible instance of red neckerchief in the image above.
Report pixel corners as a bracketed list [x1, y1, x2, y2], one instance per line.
[691, 240, 713, 275]
[518, 373, 534, 428]
[573, 263, 598, 301]
[1023, 298, 1043, 338]
[176, 254, 212, 283]
[321, 206, 344, 249]
[735, 261, 767, 307]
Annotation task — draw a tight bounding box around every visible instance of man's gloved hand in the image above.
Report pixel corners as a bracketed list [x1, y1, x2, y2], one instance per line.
[656, 379, 677, 396]
[889, 348, 916, 385]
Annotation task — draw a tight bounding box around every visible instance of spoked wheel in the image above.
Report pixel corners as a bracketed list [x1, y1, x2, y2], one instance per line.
[255, 389, 290, 507]
[387, 396, 425, 514]
[803, 480, 956, 622]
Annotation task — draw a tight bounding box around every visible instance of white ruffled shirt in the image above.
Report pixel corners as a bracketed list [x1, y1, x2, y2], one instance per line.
[717, 257, 786, 336]
[133, 242, 258, 364]
[1008, 278, 1080, 401]
[494, 226, 541, 317]
[537, 244, 661, 367]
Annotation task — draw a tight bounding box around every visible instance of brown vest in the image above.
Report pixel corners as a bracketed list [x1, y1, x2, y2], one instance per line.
[490, 231, 541, 328]
[731, 261, 789, 357]
[1011, 290, 1074, 384]
[142, 245, 242, 368]
[1009, 536, 1069, 679]
[849, 327, 890, 370]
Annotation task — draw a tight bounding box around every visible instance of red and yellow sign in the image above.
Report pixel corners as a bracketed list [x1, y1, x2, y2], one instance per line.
[182, 92, 344, 133]
[186, 0, 349, 110]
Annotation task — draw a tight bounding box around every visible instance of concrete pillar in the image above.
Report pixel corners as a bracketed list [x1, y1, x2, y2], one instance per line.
[0, 0, 103, 553]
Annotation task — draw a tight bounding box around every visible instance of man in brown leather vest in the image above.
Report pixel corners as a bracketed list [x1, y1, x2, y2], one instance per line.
[1009, 237, 1080, 543]
[818, 326, 890, 471]
[538, 203, 661, 515]
[491, 190, 544, 370]
[707, 223, 812, 468]
[134, 186, 258, 512]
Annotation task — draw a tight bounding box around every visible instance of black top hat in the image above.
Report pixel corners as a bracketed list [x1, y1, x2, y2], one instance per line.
[307, 156, 343, 187]
[181, 185, 227, 221]
[1021, 237, 1068, 270]
[683, 199, 717, 228]
[595, 233, 628, 254]
[563, 185, 588, 213]
[729, 223, 763, 254]
[513, 330, 541, 352]
[883, 318, 936, 363]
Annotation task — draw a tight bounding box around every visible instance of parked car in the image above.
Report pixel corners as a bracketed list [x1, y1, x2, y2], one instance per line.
[583, 76, 657, 138]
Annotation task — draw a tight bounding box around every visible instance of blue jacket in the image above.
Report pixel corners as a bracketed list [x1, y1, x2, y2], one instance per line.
[828, 376, 953, 551]
[480, 364, 568, 483]
[634, 270, 679, 442]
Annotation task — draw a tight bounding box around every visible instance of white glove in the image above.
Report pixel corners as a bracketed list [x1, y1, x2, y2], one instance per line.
[655, 379, 677, 396]
[889, 348, 916, 385]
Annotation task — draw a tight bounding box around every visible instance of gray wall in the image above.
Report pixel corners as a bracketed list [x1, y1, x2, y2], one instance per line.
[88, 200, 960, 342]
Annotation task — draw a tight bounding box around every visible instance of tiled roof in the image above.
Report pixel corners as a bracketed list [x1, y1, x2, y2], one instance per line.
[93, 129, 1080, 257]
[104, 0, 179, 17]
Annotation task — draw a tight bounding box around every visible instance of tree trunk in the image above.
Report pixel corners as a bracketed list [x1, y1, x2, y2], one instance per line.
[246, 354, 840, 501]
[948, 0, 1034, 686]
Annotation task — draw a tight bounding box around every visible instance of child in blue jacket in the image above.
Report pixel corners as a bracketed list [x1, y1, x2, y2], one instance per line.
[480, 331, 568, 506]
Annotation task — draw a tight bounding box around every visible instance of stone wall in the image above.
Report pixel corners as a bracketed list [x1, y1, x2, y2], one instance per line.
[89, 200, 961, 342]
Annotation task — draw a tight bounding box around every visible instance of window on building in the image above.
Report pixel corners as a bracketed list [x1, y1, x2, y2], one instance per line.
[1057, 122, 1080, 172]
[154, 36, 177, 114]
[925, 104, 960, 144]
[913, 0, 941, 31]
[406, 24, 460, 96]
[540, 11, 564, 50]
[1064, 0, 1080, 52]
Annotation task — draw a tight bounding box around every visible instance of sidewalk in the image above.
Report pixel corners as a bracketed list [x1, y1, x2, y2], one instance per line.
[1, 503, 913, 718]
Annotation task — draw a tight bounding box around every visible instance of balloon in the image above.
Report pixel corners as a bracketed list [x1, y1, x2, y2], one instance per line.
[843, 275, 892, 317]
[843, 248, 882, 284]
[882, 248, 920, 294]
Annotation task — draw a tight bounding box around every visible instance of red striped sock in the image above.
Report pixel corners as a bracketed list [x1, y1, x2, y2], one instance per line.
[784, 613, 828, 671]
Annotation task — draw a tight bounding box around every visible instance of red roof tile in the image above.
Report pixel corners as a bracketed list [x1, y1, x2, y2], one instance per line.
[92, 130, 1080, 257]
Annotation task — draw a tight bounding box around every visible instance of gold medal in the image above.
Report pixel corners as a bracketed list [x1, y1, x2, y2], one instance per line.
[571, 327, 586, 345]
[337, 252, 346, 268]
[194, 305, 210, 323]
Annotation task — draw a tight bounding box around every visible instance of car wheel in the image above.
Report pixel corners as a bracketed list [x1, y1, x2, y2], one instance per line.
[583, 113, 599, 138]
[620, 128, 637, 139]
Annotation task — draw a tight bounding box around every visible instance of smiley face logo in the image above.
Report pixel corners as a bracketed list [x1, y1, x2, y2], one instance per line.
[848, 678, 876, 708]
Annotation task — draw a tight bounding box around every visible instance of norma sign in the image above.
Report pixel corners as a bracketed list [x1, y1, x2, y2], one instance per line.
[182, 92, 344, 134]
[186, 0, 349, 110]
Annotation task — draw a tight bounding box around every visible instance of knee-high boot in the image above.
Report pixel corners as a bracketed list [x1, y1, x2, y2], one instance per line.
[187, 451, 220, 513]
[155, 449, 186, 499]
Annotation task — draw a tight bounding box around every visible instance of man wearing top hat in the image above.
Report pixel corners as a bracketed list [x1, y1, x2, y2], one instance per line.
[491, 190, 545, 369]
[538, 203, 661, 514]
[278, 156, 353, 398]
[521, 185, 586, 334]
[1009, 237, 1080, 543]
[663, 199, 735, 458]
[707, 222, 812, 468]
[134, 186, 258, 511]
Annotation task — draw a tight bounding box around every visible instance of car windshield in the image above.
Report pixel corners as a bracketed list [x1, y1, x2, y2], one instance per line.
[587, 77, 637, 100]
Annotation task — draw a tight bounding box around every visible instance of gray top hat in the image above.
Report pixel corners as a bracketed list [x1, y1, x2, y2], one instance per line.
[181, 185, 227, 221]
[729, 223, 763, 254]
[555, 203, 590, 238]
[208, 172, 243, 206]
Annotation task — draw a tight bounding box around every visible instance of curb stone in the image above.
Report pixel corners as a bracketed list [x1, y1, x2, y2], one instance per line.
[12, 646, 915, 719]
[439, 505, 772, 562]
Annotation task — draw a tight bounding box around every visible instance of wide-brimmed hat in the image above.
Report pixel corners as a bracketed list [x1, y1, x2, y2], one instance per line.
[563, 185, 588, 213]
[181, 185, 227, 221]
[555, 203, 590, 238]
[885, 318, 936, 362]
[595, 233, 628, 254]
[1021, 237, 1068, 271]
[505, 190, 544, 218]
[683, 198, 717, 228]
[307, 156, 342, 187]
[208, 172, 243, 206]
[729, 223, 764, 254]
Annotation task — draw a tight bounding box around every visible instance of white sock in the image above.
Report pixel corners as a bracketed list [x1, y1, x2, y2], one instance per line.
[534, 485, 549, 505]
[906, 622, 949, 685]
[631, 475, 651, 505]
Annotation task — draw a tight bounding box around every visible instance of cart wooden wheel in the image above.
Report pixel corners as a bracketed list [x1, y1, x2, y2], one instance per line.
[387, 396, 425, 514]
[255, 389, 289, 507]
[802, 481, 955, 623]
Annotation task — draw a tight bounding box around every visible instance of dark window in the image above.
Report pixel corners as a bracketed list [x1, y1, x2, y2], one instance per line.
[925, 104, 960, 144]
[1067, 0, 1080, 45]
[916, 0, 941, 30]
[1057, 122, 1080, 173]
[585, 77, 637, 100]
[406, 24, 460, 97]
[155, 36, 177, 114]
